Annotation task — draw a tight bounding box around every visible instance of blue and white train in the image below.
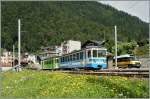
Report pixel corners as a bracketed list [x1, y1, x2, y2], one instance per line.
[59, 47, 107, 69]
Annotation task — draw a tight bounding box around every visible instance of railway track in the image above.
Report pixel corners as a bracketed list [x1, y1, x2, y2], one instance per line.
[26, 66, 149, 78]
[60, 69, 149, 78]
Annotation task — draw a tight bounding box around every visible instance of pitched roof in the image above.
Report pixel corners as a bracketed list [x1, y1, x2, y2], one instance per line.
[81, 40, 108, 48]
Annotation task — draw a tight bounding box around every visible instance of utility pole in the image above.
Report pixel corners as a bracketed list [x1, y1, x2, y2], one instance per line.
[149, 0, 150, 59]
[115, 25, 117, 68]
[18, 19, 21, 72]
[0, 1, 2, 72]
[13, 45, 15, 67]
[148, 1, 150, 97]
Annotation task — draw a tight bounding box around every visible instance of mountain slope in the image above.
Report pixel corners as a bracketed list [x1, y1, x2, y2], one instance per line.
[1, 1, 149, 52]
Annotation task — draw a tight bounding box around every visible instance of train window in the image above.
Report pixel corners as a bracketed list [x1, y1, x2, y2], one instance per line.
[48, 60, 50, 64]
[61, 57, 63, 62]
[73, 54, 76, 60]
[54, 58, 56, 62]
[50, 60, 52, 64]
[80, 52, 83, 59]
[65, 56, 68, 62]
[88, 50, 91, 58]
[68, 56, 70, 61]
[71, 55, 73, 61]
[49, 59, 51, 63]
[64, 56, 66, 62]
[62, 57, 64, 62]
[47, 60, 49, 64]
[98, 50, 106, 57]
[66, 56, 68, 62]
[119, 57, 132, 62]
[73, 54, 75, 60]
[61, 57, 62, 62]
[45, 60, 49, 64]
[70, 55, 72, 61]
[56, 58, 59, 63]
[68, 56, 70, 62]
[84, 51, 86, 59]
[93, 50, 97, 57]
[77, 53, 79, 60]
[67, 56, 69, 62]
[75, 53, 77, 60]
[67, 55, 69, 61]
[113, 57, 131, 62]
[64, 57, 65, 62]
[52, 59, 53, 63]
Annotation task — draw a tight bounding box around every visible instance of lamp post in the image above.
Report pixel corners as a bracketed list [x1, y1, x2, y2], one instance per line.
[115, 25, 117, 68]
[18, 19, 21, 72]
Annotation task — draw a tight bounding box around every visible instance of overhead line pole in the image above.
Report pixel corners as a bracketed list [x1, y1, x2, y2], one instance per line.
[149, 1, 150, 97]
[13, 45, 15, 67]
[149, 0, 150, 59]
[18, 19, 21, 72]
[0, 1, 1, 72]
[115, 25, 117, 68]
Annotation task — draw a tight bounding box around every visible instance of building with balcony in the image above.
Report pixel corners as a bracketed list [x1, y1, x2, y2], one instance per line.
[61, 40, 81, 55]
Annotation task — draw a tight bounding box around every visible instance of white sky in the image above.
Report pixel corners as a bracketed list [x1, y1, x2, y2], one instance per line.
[99, 0, 149, 23]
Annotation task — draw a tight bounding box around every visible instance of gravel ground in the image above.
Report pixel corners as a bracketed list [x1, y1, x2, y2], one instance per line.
[139, 58, 150, 68]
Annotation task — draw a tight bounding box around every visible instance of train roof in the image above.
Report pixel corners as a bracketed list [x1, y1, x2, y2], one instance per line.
[37, 55, 59, 61]
[113, 54, 134, 59]
[61, 47, 107, 56]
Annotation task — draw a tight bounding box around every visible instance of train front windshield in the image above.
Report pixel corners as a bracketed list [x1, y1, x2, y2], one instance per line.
[92, 50, 107, 57]
[88, 49, 107, 69]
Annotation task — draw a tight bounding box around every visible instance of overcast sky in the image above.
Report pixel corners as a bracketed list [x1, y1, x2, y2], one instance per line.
[99, 1, 149, 23]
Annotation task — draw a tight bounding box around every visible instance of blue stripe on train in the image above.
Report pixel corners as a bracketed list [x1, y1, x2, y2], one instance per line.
[86, 63, 107, 69]
[60, 60, 107, 69]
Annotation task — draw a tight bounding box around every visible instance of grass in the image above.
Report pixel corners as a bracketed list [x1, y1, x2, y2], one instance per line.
[1, 69, 149, 98]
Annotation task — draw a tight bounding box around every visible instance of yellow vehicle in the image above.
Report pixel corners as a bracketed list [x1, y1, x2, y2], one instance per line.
[113, 54, 141, 68]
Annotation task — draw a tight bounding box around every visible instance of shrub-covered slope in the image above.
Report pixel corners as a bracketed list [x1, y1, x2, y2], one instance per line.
[1, 1, 149, 52]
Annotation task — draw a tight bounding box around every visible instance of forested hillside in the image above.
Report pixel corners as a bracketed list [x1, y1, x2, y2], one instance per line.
[1, 1, 149, 52]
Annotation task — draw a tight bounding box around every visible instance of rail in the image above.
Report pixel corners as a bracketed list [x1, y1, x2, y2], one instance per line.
[60, 69, 149, 78]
